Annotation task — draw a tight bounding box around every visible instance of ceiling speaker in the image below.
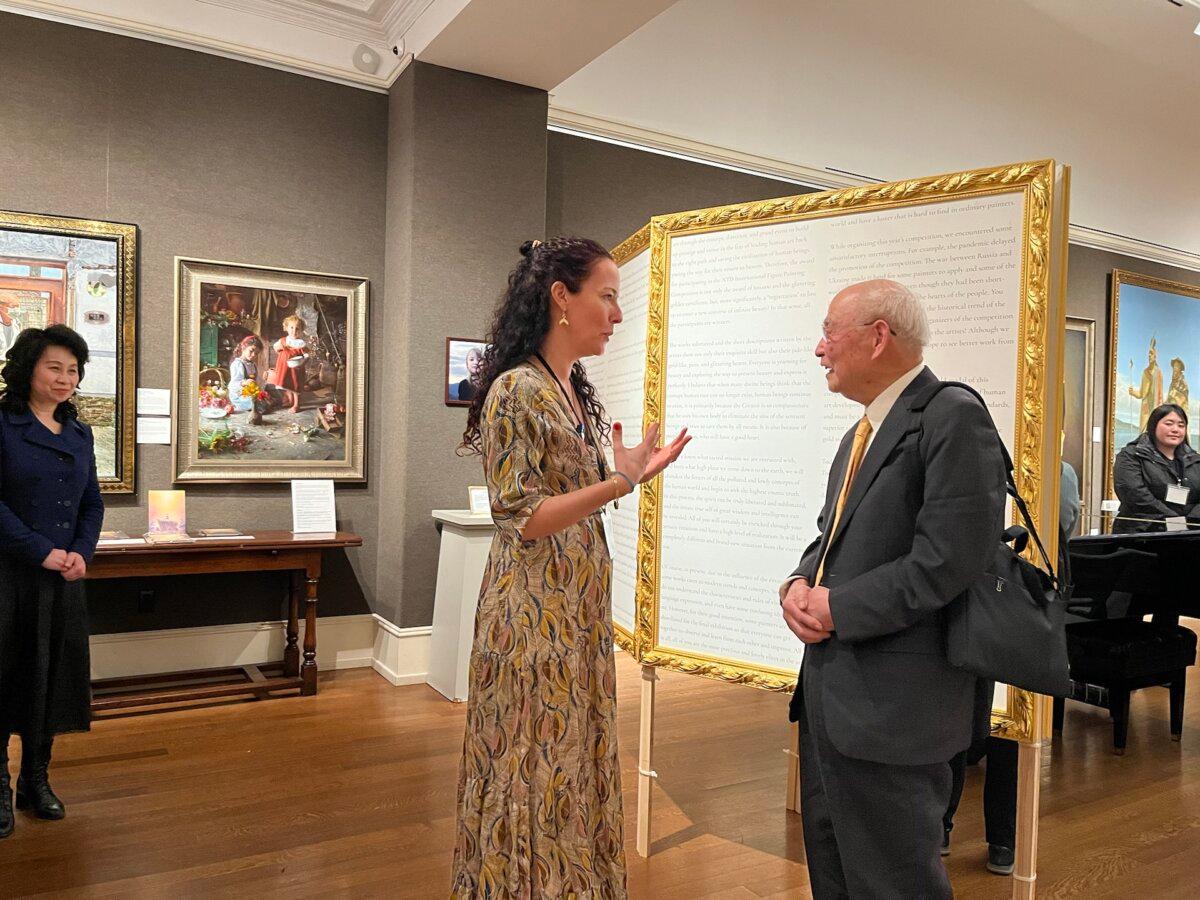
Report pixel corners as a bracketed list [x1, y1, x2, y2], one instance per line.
[352, 44, 381, 75]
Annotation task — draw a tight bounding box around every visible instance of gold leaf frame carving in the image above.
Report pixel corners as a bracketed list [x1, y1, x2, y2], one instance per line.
[609, 224, 652, 657]
[173, 257, 368, 483]
[0, 209, 138, 493]
[620, 160, 1067, 743]
[1064, 316, 1096, 532]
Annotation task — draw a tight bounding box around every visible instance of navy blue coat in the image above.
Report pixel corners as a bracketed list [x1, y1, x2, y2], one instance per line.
[0, 408, 104, 567]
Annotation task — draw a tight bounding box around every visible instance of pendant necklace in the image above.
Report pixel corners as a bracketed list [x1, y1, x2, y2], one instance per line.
[534, 352, 609, 483]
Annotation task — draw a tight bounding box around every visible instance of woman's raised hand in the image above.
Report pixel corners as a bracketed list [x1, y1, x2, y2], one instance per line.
[612, 422, 692, 486]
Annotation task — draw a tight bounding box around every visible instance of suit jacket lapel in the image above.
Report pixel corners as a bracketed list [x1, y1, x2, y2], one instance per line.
[10, 410, 79, 456]
[823, 367, 936, 555]
[60, 417, 89, 455]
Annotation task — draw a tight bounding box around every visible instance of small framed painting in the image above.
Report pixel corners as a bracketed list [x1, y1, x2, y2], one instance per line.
[467, 485, 490, 515]
[446, 337, 487, 407]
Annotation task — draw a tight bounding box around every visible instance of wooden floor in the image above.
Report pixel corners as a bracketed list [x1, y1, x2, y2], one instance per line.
[2, 636, 1199, 899]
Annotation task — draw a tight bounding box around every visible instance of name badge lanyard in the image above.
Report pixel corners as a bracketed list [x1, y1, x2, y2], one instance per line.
[533, 353, 615, 507]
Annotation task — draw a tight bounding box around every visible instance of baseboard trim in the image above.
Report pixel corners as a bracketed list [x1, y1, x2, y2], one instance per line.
[372, 615, 432, 686]
[89, 614, 432, 683]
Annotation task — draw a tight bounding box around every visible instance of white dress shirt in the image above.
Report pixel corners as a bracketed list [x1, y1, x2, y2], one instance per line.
[863, 361, 927, 452]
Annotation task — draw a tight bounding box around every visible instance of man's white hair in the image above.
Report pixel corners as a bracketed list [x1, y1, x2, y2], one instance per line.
[850, 279, 930, 349]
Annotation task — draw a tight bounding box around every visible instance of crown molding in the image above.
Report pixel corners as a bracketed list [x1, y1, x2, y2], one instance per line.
[0, 0, 396, 91]
[196, 0, 390, 43]
[1066, 224, 1200, 273]
[383, 0, 433, 43]
[548, 105, 1200, 274]
[326, 0, 377, 12]
[384, 49, 413, 87]
[547, 106, 867, 191]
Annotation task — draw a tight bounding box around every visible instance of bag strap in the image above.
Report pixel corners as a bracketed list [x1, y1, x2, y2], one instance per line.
[912, 380, 1058, 584]
[1002, 524, 1029, 554]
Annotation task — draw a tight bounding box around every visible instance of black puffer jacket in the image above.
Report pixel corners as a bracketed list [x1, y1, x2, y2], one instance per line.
[1113, 433, 1200, 533]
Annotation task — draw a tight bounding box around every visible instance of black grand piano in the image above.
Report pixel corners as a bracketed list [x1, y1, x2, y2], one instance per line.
[1060, 530, 1198, 752]
[1070, 529, 1200, 625]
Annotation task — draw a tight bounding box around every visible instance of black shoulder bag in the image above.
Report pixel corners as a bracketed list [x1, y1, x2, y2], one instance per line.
[913, 381, 1073, 698]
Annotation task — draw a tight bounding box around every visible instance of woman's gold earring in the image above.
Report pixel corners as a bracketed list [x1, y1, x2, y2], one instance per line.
[558, 311, 569, 326]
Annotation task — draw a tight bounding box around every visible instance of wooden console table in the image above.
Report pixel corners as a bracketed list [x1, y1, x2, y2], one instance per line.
[88, 530, 362, 712]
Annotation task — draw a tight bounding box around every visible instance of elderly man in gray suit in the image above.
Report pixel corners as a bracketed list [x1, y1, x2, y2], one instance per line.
[780, 278, 1007, 898]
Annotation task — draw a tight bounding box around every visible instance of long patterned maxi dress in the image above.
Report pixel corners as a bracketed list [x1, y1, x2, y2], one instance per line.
[451, 362, 626, 899]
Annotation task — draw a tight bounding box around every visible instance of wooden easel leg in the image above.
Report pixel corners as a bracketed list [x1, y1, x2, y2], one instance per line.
[785, 721, 800, 813]
[1012, 741, 1042, 899]
[636, 664, 658, 858]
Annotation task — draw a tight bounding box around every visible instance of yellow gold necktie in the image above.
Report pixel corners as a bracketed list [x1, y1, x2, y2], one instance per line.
[815, 416, 873, 586]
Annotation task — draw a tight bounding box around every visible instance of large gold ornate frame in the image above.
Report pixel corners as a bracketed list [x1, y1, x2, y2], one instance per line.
[610, 224, 652, 656]
[0, 209, 138, 493]
[614, 160, 1069, 743]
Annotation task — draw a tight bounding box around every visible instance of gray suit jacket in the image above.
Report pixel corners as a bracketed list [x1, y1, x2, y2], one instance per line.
[788, 366, 1006, 765]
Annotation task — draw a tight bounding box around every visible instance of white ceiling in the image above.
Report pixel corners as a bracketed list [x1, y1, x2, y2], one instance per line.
[0, 0, 465, 89]
[0, 0, 677, 92]
[551, 0, 1200, 258]
[195, 0, 416, 40]
[418, 0, 677, 90]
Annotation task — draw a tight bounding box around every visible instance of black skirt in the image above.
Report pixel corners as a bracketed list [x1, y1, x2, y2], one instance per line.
[0, 556, 92, 743]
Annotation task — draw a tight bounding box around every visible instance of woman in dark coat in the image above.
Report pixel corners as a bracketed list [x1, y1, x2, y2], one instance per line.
[1113, 402, 1200, 534]
[0, 325, 103, 839]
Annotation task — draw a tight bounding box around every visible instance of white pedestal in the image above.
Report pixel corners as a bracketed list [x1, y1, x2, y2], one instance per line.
[426, 509, 495, 702]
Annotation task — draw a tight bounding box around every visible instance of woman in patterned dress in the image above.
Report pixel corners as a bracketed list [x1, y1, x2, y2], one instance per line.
[452, 237, 690, 898]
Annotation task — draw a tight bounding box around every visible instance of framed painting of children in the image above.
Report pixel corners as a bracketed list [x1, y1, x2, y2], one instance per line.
[172, 257, 368, 482]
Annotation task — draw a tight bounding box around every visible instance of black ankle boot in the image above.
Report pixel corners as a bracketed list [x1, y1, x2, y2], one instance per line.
[0, 735, 13, 838]
[16, 737, 65, 820]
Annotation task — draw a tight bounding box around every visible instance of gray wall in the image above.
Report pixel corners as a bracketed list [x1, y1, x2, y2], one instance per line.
[0, 12, 386, 630]
[5, 12, 1200, 632]
[547, 132, 810, 248]
[549, 131, 1200, 541]
[1065, 245, 1200, 527]
[0, 19, 555, 633]
[379, 63, 548, 628]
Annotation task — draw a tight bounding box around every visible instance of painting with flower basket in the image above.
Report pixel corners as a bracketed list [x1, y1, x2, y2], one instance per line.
[173, 258, 367, 482]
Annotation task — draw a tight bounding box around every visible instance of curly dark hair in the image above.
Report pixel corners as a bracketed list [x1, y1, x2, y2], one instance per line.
[460, 237, 614, 454]
[0, 324, 90, 421]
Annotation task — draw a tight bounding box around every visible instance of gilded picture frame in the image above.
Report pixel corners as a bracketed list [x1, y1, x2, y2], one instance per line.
[1104, 269, 1200, 513]
[445, 337, 488, 407]
[173, 257, 368, 483]
[1063, 316, 1096, 535]
[620, 160, 1069, 744]
[608, 224, 652, 657]
[0, 209, 138, 493]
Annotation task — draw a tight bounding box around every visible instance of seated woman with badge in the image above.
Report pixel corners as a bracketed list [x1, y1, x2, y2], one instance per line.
[1113, 403, 1200, 533]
